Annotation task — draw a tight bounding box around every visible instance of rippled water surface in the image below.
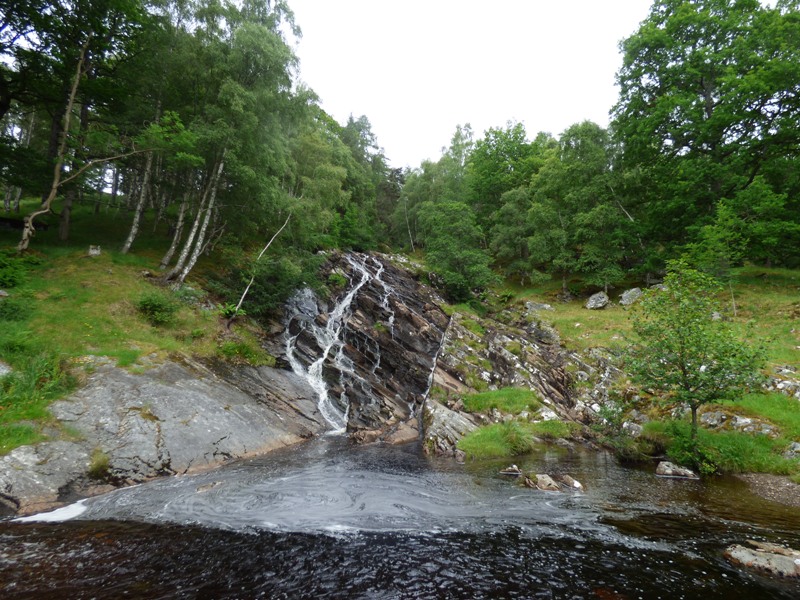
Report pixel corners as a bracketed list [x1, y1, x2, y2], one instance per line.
[2, 438, 799, 599]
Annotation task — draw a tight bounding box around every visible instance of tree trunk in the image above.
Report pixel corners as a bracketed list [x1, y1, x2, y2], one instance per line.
[18, 37, 91, 253]
[59, 188, 76, 241]
[159, 190, 189, 270]
[3, 187, 10, 212]
[120, 150, 155, 254]
[165, 178, 213, 280]
[175, 156, 225, 284]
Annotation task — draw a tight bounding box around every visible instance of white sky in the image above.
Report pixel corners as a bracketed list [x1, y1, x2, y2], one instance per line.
[287, 0, 654, 169]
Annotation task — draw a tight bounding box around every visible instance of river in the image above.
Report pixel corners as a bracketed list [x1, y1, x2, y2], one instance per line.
[1, 437, 799, 599]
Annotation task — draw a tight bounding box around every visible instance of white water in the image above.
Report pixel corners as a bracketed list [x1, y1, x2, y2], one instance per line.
[284, 255, 373, 432]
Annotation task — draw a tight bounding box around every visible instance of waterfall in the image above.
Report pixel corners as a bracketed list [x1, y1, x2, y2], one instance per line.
[284, 255, 373, 433]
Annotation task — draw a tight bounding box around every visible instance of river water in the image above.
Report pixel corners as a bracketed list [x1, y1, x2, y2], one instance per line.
[1, 437, 799, 599]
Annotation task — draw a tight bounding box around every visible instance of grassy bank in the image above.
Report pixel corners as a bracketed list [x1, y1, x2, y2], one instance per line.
[0, 205, 273, 454]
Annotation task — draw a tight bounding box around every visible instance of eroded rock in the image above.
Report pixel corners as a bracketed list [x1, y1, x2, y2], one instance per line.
[655, 461, 699, 479]
[724, 540, 800, 578]
[585, 292, 609, 310]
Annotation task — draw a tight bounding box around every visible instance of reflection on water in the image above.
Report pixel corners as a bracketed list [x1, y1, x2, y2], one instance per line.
[2, 438, 799, 599]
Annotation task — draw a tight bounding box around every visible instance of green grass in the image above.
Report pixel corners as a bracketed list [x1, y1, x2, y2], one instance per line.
[722, 392, 800, 440]
[457, 419, 576, 459]
[461, 387, 540, 415]
[528, 420, 579, 439]
[0, 201, 265, 454]
[0, 424, 45, 454]
[501, 266, 800, 368]
[641, 420, 798, 476]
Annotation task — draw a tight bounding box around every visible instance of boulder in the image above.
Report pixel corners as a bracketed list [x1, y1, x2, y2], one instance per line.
[585, 292, 609, 310]
[422, 398, 478, 456]
[724, 540, 800, 578]
[0, 289, 8, 297]
[622, 421, 643, 437]
[655, 461, 699, 479]
[534, 474, 561, 491]
[700, 410, 727, 428]
[557, 474, 584, 491]
[0, 360, 11, 378]
[619, 288, 643, 306]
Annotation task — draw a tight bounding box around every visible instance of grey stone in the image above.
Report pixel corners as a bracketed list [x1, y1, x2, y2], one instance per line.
[784, 442, 800, 459]
[423, 399, 478, 456]
[534, 474, 561, 492]
[724, 541, 800, 578]
[585, 292, 609, 310]
[700, 411, 727, 428]
[656, 461, 699, 479]
[0, 360, 11, 377]
[88, 245, 101, 257]
[0, 289, 8, 297]
[622, 421, 643, 437]
[0, 441, 90, 515]
[525, 301, 554, 313]
[619, 287, 643, 306]
[650, 284, 668, 291]
[557, 474, 584, 491]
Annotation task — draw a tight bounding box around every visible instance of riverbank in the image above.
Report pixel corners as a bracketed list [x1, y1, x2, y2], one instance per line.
[737, 473, 800, 508]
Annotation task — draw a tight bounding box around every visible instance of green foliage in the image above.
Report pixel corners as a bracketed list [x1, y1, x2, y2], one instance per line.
[0, 424, 44, 455]
[644, 420, 797, 477]
[528, 420, 578, 440]
[0, 252, 26, 288]
[136, 291, 179, 327]
[418, 201, 496, 301]
[217, 340, 275, 367]
[327, 272, 348, 288]
[88, 449, 111, 481]
[0, 352, 75, 453]
[461, 387, 540, 415]
[0, 296, 32, 322]
[458, 421, 536, 458]
[218, 303, 246, 319]
[626, 261, 765, 439]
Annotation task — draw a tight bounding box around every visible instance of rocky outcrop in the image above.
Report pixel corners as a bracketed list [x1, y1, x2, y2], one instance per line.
[724, 540, 800, 578]
[279, 252, 449, 440]
[1, 357, 326, 515]
[422, 399, 478, 457]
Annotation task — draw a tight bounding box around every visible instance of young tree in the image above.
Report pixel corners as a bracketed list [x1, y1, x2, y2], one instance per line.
[625, 261, 764, 441]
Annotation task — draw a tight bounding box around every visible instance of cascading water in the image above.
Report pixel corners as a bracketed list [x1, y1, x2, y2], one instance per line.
[284, 254, 377, 432]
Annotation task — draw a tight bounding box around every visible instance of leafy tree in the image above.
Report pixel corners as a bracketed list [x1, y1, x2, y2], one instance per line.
[625, 261, 764, 442]
[466, 121, 537, 230]
[612, 0, 800, 260]
[417, 200, 495, 301]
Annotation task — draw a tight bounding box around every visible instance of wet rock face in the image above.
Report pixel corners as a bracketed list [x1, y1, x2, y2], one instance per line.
[280, 253, 449, 437]
[0, 358, 327, 515]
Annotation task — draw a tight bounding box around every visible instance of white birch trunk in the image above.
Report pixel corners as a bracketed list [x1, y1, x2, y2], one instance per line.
[120, 149, 154, 254]
[159, 190, 189, 270]
[176, 157, 225, 284]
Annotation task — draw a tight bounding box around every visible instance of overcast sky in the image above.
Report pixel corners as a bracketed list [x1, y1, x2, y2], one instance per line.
[287, 0, 654, 169]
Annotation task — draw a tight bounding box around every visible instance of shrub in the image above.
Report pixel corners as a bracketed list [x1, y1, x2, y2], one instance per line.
[136, 291, 179, 326]
[0, 253, 26, 288]
[0, 296, 32, 322]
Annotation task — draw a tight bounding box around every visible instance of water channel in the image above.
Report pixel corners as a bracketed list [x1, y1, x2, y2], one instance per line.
[2, 436, 799, 599]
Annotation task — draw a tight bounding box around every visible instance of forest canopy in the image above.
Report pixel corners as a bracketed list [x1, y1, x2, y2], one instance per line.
[1, 0, 799, 307]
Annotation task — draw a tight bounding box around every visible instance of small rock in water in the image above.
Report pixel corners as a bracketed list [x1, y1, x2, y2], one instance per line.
[655, 461, 699, 479]
[533, 474, 561, 492]
[499, 464, 522, 476]
[724, 540, 800, 578]
[557, 474, 584, 491]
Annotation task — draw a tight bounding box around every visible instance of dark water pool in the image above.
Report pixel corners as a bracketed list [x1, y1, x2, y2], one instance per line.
[2, 438, 799, 599]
